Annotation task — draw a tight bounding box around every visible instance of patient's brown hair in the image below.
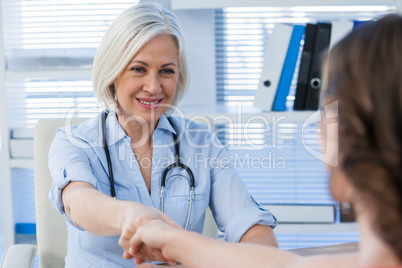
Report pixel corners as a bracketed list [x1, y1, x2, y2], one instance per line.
[322, 14, 402, 260]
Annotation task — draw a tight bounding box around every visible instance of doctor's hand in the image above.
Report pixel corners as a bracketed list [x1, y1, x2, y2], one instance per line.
[118, 203, 182, 262]
[129, 219, 184, 265]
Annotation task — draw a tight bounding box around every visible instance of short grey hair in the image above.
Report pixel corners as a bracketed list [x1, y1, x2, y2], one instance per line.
[92, 2, 188, 111]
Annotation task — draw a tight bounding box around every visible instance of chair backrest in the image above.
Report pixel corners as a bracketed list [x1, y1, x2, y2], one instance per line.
[34, 116, 217, 268]
[34, 118, 87, 268]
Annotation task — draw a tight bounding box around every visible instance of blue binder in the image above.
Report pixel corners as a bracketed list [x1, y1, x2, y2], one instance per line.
[272, 25, 305, 111]
[353, 20, 371, 29]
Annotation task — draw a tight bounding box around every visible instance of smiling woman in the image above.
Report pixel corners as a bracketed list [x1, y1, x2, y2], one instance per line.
[46, 2, 278, 268]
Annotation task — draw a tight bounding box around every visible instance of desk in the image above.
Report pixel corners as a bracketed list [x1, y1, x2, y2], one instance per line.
[289, 242, 359, 256]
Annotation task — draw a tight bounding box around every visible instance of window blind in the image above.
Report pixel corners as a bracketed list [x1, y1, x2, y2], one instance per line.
[217, 121, 331, 204]
[2, 0, 136, 51]
[2, 0, 139, 128]
[6, 78, 97, 128]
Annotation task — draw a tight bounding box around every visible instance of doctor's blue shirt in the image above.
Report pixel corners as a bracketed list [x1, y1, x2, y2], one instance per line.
[48, 111, 277, 268]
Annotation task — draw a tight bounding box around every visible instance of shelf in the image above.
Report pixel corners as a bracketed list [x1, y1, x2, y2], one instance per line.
[10, 159, 34, 169]
[172, 0, 397, 10]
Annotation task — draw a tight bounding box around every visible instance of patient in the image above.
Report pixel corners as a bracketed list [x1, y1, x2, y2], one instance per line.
[126, 14, 402, 268]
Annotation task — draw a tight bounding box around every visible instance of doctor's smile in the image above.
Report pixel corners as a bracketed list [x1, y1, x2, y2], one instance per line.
[136, 98, 164, 109]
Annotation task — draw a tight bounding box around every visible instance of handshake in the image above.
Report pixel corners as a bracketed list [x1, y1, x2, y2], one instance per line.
[118, 204, 188, 267]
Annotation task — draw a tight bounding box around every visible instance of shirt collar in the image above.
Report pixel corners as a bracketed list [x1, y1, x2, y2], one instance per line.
[105, 111, 126, 146]
[156, 113, 177, 135]
[105, 112, 177, 146]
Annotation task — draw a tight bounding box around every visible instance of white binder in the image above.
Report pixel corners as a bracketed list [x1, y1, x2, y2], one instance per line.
[254, 24, 293, 111]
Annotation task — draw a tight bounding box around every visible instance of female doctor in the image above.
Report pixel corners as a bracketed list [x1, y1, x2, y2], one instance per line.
[48, 2, 278, 267]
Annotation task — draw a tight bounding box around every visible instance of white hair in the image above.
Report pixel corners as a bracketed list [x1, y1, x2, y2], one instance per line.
[92, 2, 188, 111]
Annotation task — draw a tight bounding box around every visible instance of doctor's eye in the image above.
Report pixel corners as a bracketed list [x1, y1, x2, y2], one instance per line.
[160, 68, 175, 75]
[130, 66, 146, 73]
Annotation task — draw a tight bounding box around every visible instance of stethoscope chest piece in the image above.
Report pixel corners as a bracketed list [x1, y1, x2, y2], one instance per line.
[160, 117, 195, 230]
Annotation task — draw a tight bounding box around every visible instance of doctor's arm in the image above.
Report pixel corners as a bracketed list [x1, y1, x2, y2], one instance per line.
[61, 181, 182, 261]
[239, 224, 278, 247]
[206, 133, 278, 247]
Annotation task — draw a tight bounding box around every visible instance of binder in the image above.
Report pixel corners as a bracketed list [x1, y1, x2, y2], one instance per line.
[304, 22, 332, 110]
[353, 20, 371, 29]
[272, 25, 305, 111]
[254, 24, 293, 111]
[293, 23, 316, 111]
[329, 21, 354, 48]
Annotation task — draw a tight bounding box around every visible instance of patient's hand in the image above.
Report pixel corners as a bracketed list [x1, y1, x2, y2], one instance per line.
[129, 219, 183, 265]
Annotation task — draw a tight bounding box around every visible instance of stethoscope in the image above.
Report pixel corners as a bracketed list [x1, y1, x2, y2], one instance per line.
[102, 111, 195, 230]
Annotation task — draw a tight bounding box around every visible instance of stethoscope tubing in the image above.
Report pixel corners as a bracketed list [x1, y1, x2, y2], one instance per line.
[102, 111, 117, 198]
[103, 111, 195, 230]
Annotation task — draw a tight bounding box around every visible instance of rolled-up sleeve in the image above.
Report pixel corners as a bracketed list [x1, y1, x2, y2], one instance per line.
[223, 203, 277, 243]
[48, 128, 99, 230]
[208, 133, 277, 243]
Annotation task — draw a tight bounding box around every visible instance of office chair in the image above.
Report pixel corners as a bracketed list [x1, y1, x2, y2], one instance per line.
[1, 116, 218, 268]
